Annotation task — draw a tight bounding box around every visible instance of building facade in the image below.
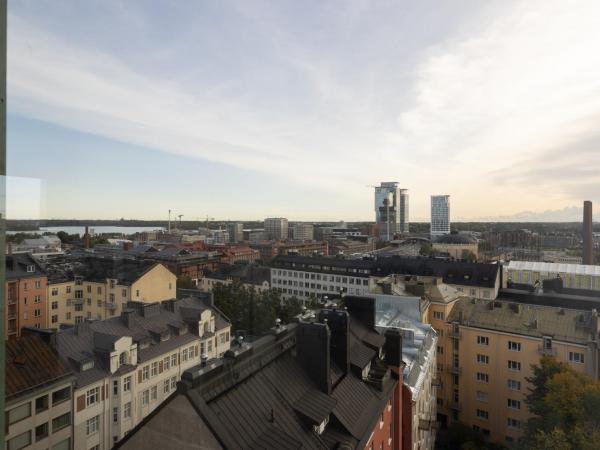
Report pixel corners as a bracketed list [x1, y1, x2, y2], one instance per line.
[226, 222, 244, 243]
[51, 296, 231, 450]
[264, 217, 289, 240]
[430, 195, 450, 238]
[5, 334, 75, 450]
[289, 223, 314, 241]
[5, 254, 49, 339]
[375, 182, 409, 240]
[505, 260, 600, 293]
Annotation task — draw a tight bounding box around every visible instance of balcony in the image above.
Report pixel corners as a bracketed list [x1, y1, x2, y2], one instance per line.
[105, 302, 118, 310]
[450, 365, 462, 375]
[449, 329, 461, 338]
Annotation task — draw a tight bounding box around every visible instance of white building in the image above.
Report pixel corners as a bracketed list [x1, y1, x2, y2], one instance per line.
[374, 182, 409, 239]
[288, 223, 314, 241]
[431, 195, 451, 238]
[505, 260, 600, 292]
[264, 218, 289, 240]
[56, 296, 231, 450]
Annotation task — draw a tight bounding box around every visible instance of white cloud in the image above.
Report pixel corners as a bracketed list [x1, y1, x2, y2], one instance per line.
[8, 1, 600, 220]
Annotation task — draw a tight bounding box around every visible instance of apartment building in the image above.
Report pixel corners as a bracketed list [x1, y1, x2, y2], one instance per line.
[199, 264, 271, 293]
[120, 307, 405, 450]
[137, 247, 221, 285]
[447, 298, 600, 444]
[270, 255, 372, 302]
[5, 334, 75, 450]
[288, 223, 314, 240]
[5, 254, 49, 339]
[45, 257, 176, 327]
[41, 296, 231, 449]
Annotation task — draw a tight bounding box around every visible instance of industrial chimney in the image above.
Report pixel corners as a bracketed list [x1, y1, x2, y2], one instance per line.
[583, 201, 593, 265]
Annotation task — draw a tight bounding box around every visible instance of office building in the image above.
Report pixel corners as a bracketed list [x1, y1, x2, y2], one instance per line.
[374, 182, 409, 240]
[431, 195, 451, 238]
[583, 201, 594, 265]
[264, 217, 289, 240]
[5, 334, 75, 450]
[289, 223, 314, 241]
[226, 222, 244, 243]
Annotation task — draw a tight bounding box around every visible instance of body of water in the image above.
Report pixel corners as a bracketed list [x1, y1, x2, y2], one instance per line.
[7, 226, 165, 236]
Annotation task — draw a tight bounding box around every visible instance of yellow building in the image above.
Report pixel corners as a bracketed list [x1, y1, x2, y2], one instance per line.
[432, 234, 479, 260]
[446, 299, 600, 444]
[46, 258, 176, 327]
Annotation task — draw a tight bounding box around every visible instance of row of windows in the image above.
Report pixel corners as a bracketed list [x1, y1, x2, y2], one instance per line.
[475, 409, 521, 428]
[8, 387, 71, 425]
[274, 270, 369, 285]
[7, 419, 70, 450]
[20, 280, 43, 290]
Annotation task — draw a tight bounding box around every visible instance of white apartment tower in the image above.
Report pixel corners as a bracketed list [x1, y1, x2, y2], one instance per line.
[374, 182, 409, 240]
[264, 218, 289, 241]
[431, 195, 451, 238]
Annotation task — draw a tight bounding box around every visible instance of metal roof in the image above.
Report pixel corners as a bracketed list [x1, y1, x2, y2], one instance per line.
[507, 260, 600, 276]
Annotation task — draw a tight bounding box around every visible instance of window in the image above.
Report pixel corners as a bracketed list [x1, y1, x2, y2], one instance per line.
[507, 379, 521, 391]
[75, 290, 83, 299]
[164, 356, 171, 371]
[7, 430, 31, 450]
[97, 299, 102, 307]
[97, 286, 102, 294]
[66, 312, 71, 320]
[142, 365, 150, 381]
[119, 352, 127, 365]
[34, 294, 41, 303]
[136, 289, 140, 297]
[124, 402, 132, 418]
[109, 293, 115, 303]
[507, 418, 521, 429]
[122, 288, 127, 297]
[437, 345, 444, 355]
[508, 360, 521, 371]
[52, 288, 59, 296]
[34, 308, 41, 317]
[182, 348, 189, 361]
[8, 402, 31, 424]
[142, 389, 150, 405]
[171, 353, 177, 367]
[86, 387, 100, 407]
[476, 391, 488, 402]
[543, 337, 552, 351]
[52, 386, 71, 405]
[35, 422, 49, 441]
[52, 412, 71, 432]
[35, 395, 49, 413]
[164, 379, 171, 393]
[75, 304, 83, 312]
[171, 376, 177, 390]
[124, 376, 131, 392]
[569, 351, 585, 364]
[113, 407, 119, 422]
[51, 301, 58, 309]
[476, 409, 489, 420]
[86, 415, 99, 435]
[66, 286, 71, 294]
[508, 398, 521, 409]
[113, 380, 119, 395]
[508, 341, 521, 351]
[477, 336, 489, 346]
[476, 372, 489, 383]
[433, 311, 444, 320]
[151, 361, 158, 377]
[476, 354, 489, 364]
[151, 385, 158, 401]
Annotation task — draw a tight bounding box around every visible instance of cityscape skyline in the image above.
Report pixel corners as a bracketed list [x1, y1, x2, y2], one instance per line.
[7, 0, 600, 221]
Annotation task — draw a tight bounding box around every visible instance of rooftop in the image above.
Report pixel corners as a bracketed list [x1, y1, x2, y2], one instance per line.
[447, 297, 599, 344]
[6, 334, 73, 402]
[507, 260, 600, 276]
[6, 253, 46, 281]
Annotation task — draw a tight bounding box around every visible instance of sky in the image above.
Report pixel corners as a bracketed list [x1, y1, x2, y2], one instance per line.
[6, 0, 600, 221]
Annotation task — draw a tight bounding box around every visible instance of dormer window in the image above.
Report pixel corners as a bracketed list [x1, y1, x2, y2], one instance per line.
[119, 352, 128, 365]
[26, 265, 35, 273]
[203, 322, 209, 336]
[81, 360, 94, 371]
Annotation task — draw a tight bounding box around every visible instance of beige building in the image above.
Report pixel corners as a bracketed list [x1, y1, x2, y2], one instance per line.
[446, 299, 600, 444]
[46, 258, 176, 328]
[5, 334, 75, 450]
[52, 296, 231, 450]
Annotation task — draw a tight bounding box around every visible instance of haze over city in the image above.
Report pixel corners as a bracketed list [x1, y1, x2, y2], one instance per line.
[7, 0, 600, 220]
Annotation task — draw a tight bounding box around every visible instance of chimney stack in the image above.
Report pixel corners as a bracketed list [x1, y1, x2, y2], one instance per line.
[296, 322, 331, 394]
[83, 226, 91, 249]
[583, 201, 593, 265]
[319, 310, 350, 374]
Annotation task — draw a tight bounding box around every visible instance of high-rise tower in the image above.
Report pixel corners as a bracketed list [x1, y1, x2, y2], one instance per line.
[583, 200, 593, 265]
[431, 195, 451, 239]
[374, 182, 409, 240]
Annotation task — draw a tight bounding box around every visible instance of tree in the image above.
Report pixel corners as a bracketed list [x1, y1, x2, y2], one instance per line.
[177, 276, 196, 290]
[419, 243, 432, 256]
[520, 356, 600, 450]
[461, 249, 477, 261]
